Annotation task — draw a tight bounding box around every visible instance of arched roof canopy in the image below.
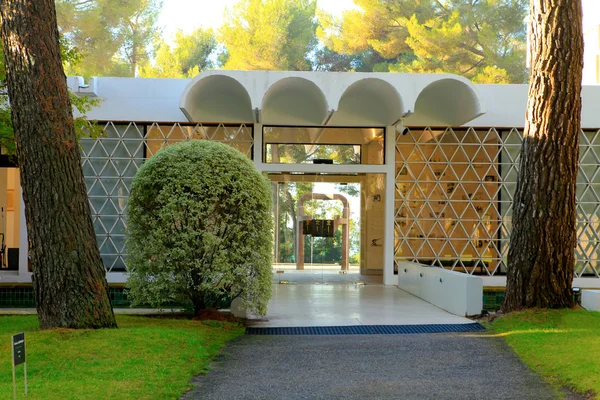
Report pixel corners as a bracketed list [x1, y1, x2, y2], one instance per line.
[331, 78, 405, 126]
[412, 78, 484, 126]
[179, 74, 253, 123]
[262, 77, 329, 125]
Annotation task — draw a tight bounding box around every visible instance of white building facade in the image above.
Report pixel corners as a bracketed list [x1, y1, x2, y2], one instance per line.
[1, 70, 600, 292]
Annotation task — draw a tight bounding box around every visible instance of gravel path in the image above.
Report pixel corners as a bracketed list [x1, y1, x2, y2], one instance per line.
[182, 332, 558, 400]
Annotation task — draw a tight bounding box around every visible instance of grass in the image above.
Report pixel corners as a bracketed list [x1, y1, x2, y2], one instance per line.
[0, 315, 244, 399]
[488, 309, 600, 399]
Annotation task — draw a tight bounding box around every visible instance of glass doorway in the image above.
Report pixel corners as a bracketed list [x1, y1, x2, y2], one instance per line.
[270, 173, 385, 284]
[0, 168, 21, 272]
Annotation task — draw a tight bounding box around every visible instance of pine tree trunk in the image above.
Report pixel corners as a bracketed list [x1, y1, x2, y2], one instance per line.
[503, 0, 583, 312]
[0, 0, 117, 328]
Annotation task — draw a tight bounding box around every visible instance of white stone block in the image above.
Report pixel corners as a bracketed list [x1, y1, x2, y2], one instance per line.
[230, 297, 247, 319]
[398, 261, 483, 317]
[581, 290, 600, 312]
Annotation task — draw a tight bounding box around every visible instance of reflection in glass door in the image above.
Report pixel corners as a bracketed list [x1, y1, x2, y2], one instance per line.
[272, 178, 360, 283]
[270, 174, 384, 284]
[272, 175, 361, 283]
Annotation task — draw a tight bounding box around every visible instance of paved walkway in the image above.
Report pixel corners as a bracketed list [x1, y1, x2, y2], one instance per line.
[182, 333, 558, 400]
[247, 284, 472, 327]
[0, 308, 184, 315]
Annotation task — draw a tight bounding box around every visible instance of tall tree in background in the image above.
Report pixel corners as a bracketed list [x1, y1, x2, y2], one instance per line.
[139, 28, 217, 78]
[503, 0, 583, 311]
[219, 0, 318, 71]
[56, 0, 162, 77]
[1, 40, 104, 155]
[318, 0, 528, 82]
[56, 0, 124, 76]
[118, 0, 162, 77]
[0, 0, 117, 328]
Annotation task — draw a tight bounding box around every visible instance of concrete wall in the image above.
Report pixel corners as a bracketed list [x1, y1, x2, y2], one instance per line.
[361, 143, 385, 272]
[69, 73, 600, 129]
[397, 261, 483, 317]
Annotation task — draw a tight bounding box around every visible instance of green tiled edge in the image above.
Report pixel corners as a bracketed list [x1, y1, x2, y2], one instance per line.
[0, 286, 131, 308]
[483, 289, 505, 312]
[482, 288, 590, 312]
[0, 286, 36, 308]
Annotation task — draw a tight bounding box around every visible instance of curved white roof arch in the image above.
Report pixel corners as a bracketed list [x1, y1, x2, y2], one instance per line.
[179, 74, 253, 123]
[410, 78, 485, 126]
[261, 77, 330, 125]
[179, 71, 486, 127]
[331, 78, 405, 126]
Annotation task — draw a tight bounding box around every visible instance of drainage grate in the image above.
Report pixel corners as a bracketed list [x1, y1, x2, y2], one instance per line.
[245, 323, 486, 335]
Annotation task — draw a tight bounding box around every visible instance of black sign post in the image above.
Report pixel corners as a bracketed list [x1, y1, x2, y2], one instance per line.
[12, 332, 27, 398]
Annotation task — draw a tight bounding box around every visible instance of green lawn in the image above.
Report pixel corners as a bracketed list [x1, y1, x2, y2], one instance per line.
[489, 309, 600, 399]
[0, 315, 244, 399]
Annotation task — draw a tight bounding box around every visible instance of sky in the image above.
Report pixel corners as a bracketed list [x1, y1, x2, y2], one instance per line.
[583, 0, 600, 24]
[159, 0, 600, 40]
[158, 0, 357, 39]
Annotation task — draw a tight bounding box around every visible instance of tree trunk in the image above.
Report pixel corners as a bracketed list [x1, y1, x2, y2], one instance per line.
[503, 0, 583, 312]
[0, 0, 117, 329]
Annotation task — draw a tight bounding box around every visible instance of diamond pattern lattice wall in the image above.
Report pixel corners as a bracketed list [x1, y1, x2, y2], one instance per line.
[395, 127, 600, 278]
[81, 122, 253, 272]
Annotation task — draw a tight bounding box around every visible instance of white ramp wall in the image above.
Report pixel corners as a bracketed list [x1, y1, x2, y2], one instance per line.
[582, 290, 600, 312]
[398, 262, 483, 317]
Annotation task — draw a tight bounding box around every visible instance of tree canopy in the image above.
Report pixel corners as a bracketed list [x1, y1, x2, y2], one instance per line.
[0, 39, 102, 156]
[318, 0, 528, 82]
[57, 0, 162, 77]
[139, 28, 217, 78]
[219, 0, 318, 71]
[47, 0, 529, 82]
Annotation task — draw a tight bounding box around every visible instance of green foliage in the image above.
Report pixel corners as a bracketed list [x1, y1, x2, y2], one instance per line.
[172, 28, 218, 72]
[57, 0, 163, 77]
[119, 0, 163, 76]
[0, 37, 103, 156]
[139, 28, 217, 78]
[219, 0, 318, 70]
[52, 0, 526, 79]
[0, 315, 244, 399]
[56, 0, 122, 77]
[318, 0, 528, 82]
[126, 141, 273, 315]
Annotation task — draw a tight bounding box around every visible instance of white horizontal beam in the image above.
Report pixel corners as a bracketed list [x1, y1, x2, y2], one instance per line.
[257, 163, 388, 175]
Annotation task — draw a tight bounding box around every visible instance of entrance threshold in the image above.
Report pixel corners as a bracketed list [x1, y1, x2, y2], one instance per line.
[246, 323, 485, 335]
[246, 284, 474, 328]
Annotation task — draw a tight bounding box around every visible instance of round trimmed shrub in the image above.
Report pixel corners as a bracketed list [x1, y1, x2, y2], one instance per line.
[125, 140, 273, 315]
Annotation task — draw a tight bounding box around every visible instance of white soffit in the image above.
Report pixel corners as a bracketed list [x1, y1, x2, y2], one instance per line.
[180, 74, 253, 123]
[261, 77, 329, 125]
[330, 78, 405, 126]
[179, 71, 485, 127]
[408, 78, 485, 127]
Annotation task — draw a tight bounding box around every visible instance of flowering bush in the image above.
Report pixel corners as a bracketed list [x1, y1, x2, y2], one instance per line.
[125, 140, 273, 315]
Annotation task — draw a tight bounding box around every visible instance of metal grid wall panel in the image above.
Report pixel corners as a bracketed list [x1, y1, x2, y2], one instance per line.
[395, 127, 600, 278]
[80, 122, 253, 272]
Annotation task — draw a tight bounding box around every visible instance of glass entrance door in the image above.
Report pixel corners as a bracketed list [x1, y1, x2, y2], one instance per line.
[270, 175, 363, 284]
